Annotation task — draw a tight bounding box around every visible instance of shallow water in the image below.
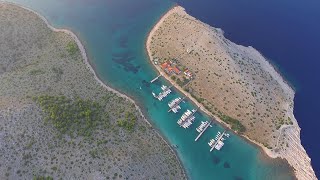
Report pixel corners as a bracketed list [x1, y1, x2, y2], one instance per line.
[4, 0, 295, 179]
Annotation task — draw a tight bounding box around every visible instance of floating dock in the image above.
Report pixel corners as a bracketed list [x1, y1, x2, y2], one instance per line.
[150, 74, 162, 83]
[168, 97, 185, 113]
[190, 108, 198, 116]
[209, 131, 227, 152]
[195, 121, 211, 141]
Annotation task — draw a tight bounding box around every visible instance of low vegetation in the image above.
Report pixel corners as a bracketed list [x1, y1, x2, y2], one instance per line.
[117, 112, 137, 131]
[219, 114, 246, 133]
[34, 95, 108, 137]
[29, 69, 45, 75]
[66, 41, 78, 56]
[33, 176, 53, 180]
[175, 76, 189, 87]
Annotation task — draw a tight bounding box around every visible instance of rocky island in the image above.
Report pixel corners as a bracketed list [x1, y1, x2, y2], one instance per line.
[0, 3, 185, 179]
[147, 6, 316, 180]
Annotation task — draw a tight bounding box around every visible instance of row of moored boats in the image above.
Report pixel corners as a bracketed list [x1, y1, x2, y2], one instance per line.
[208, 131, 230, 151]
[152, 84, 230, 152]
[168, 97, 182, 113]
[152, 85, 172, 101]
[177, 109, 197, 129]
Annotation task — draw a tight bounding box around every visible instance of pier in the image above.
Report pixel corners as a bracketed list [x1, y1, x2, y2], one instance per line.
[150, 74, 162, 83]
[184, 108, 198, 122]
[177, 108, 199, 128]
[190, 107, 198, 116]
[210, 131, 226, 152]
[168, 97, 185, 112]
[195, 121, 211, 141]
[152, 85, 172, 101]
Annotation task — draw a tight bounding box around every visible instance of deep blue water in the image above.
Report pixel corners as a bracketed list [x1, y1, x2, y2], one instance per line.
[4, 0, 299, 179]
[174, 0, 320, 177]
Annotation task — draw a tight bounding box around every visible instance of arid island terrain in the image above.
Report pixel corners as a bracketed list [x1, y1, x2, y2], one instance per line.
[147, 6, 316, 180]
[0, 3, 185, 179]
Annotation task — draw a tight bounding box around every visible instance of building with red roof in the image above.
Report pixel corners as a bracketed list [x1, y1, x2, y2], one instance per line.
[161, 62, 169, 69]
[184, 69, 193, 79]
[173, 67, 181, 75]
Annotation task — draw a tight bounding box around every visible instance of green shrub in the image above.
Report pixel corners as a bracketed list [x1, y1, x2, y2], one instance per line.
[29, 69, 44, 75]
[34, 95, 108, 137]
[220, 115, 246, 133]
[117, 112, 137, 131]
[66, 41, 78, 56]
[33, 176, 53, 180]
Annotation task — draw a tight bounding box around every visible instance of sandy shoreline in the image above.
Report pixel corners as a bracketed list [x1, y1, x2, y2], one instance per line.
[0, 1, 188, 179]
[146, 5, 316, 180]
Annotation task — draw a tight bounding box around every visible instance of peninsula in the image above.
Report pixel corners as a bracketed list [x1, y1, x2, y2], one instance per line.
[146, 6, 316, 180]
[0, 3, 185, 179]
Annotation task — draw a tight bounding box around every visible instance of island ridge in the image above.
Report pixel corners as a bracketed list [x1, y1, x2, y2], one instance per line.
[146, 6, 316, 180]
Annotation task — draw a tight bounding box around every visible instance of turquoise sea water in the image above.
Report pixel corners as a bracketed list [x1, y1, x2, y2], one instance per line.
[4, 0, 295, 179]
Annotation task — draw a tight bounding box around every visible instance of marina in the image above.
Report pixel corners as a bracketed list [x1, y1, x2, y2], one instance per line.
[195, 121, 211, 141]
[152, 81, 231, 154]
